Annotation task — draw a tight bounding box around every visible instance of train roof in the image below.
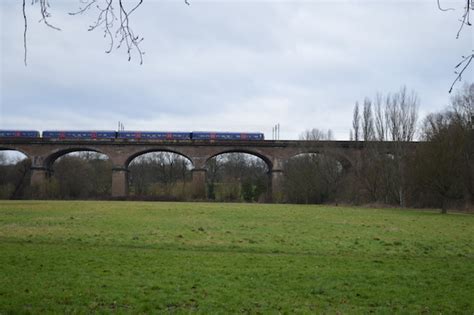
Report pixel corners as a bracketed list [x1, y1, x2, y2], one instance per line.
[191, 131, 264, 134]
[42, 130, 116, 132]
[117, 131, 191, 133]
[0, 129, 40, 132]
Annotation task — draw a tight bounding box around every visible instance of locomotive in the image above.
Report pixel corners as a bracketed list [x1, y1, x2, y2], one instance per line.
[0, 130, 265, 141]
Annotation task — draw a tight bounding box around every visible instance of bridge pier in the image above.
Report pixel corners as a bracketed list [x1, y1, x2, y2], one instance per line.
[30, 166, 49, 187]
[270, 169, 285, 203]
[112, 167, 129, 198]
[191, 168, 207, 199]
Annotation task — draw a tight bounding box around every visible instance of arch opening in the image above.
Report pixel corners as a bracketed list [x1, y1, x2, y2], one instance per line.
[284, 153, 344, 204]
[205, 152, 270, 202]
[49, 151, 112, 199]
[128, 152, 193, 200]
[45, 147, 107, 169]
[125, 149, 194, 169]
[0, 150, 31, 199]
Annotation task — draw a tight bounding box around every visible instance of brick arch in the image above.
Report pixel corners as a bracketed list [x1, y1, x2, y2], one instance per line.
[124, 148, 194, 169]
[44, 147, 111, 169]
[205, 149, 273, 170]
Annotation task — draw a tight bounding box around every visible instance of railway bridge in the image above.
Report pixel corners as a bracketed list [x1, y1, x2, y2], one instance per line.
[0, 139, 409, 201]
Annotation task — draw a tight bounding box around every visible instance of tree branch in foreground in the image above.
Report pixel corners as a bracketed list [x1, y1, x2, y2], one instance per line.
[69, 0, 145, 65]
[440, 0, 474, 92]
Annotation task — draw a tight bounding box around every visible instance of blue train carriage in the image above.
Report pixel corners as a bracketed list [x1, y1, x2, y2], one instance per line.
[116, 131, 192, 141]
[191, 131, 264, 141]
[42, 130, 116, 140]
[0, 130, 40, 138]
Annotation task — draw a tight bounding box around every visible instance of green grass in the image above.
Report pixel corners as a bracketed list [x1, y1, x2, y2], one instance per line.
[0, 201, 473, 313]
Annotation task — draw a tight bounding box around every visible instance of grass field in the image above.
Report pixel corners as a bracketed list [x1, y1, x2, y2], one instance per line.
[0, 201, 473, 313]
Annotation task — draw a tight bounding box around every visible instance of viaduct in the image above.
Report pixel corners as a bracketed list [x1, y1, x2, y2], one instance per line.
[0, 139, 408, 201]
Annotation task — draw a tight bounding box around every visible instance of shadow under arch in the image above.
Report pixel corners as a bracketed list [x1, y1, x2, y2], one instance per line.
[125, 149, 194, 169]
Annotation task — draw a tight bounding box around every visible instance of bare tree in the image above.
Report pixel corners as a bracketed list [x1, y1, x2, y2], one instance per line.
[386, 86, 419, 142]
[350, 86, 419, 207]
[299, 128, 333, 141]
[374, 93, 387, 141]
[284, 152, 343, 204]
[352, 102, 361, 141]
[451, 82, 474, 124]
[129, 152, 192, 199]
[384, 87, 419, 207]
[416, 106, 470, 212]
[362, 98, 375, 141]
[205, 153, 268, 202]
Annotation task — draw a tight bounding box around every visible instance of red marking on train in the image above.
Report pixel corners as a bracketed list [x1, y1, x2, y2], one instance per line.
[135, 132, 141, 139]
[241, 133, 248, 140]
[210, 133, 216, 140]
[59, 132, 65, 139]
[15, 132, 21, 137]
[92, 132, 97, 139]
[166, 133, 172, 140]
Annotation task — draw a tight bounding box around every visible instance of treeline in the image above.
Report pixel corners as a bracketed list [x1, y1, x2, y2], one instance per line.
[0, 84, 472, 211]
[282, 84, 473, 211]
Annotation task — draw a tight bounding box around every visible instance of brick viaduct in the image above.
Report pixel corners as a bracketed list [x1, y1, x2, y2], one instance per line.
[0, 139, 407, 201]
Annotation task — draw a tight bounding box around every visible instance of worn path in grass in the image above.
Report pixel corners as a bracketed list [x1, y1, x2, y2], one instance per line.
[0, 201, 473, 313]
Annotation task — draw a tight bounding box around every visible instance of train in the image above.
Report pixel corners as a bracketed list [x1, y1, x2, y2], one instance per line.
[0, 130, 265, 141]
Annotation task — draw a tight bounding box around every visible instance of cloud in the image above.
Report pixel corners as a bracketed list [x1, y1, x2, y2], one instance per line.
[1, 0, 472, 140]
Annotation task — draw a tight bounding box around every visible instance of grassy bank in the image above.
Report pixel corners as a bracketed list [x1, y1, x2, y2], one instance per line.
[0, 201, 473, 313]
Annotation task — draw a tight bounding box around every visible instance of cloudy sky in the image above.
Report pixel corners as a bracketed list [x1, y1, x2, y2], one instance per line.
[0, 0, 472, 140]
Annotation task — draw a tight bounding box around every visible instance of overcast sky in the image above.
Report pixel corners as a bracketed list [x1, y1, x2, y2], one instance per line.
[0, 0, 472, 140]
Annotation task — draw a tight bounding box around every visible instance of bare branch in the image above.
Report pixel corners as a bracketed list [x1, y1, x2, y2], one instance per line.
[437, 0, 455, 11]
[449, 53, 474, 93]
[68, 0, 145, 64]
[441, 0, 474, 92]
[34, 0, 61, 31]
[23, 0, 61, 66]
[23, 0, 27, 66]
[455, 0, 471, 39]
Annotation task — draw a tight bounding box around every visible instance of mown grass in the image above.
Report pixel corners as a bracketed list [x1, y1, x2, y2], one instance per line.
[0, 201, 473, 313]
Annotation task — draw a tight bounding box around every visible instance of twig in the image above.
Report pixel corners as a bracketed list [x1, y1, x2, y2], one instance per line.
[437, 0, 455, 11]
[449, 53, 474, 93]
[441, 0, 474, 93]
[35, 0, 61, 31]
[455, 0, 471, 39]
[69, 0, 144, 64]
